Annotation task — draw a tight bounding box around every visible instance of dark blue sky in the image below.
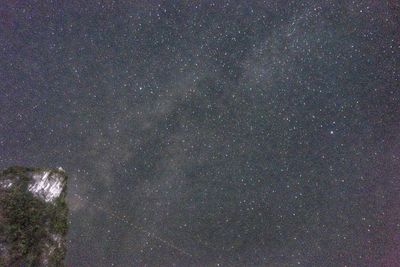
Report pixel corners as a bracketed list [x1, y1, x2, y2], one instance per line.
[1, 1, 400, 266]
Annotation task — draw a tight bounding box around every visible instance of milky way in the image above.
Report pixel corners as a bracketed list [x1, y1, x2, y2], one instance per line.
[1, 1, 400, 266]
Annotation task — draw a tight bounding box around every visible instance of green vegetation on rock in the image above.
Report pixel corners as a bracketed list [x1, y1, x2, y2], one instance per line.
[0, 166, 69, 266]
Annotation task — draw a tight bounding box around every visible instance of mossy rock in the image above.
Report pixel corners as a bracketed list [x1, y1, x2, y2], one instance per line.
[0, 166, 68, 266]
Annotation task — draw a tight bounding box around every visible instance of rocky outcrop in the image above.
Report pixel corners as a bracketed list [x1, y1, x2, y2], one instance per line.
[0, 166, 68, 266]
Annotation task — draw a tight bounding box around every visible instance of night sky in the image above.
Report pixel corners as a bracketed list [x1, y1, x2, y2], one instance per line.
[1, 1, 400, 266]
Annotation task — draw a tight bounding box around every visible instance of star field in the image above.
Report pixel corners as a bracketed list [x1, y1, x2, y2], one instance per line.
[1, 1, 400, 266]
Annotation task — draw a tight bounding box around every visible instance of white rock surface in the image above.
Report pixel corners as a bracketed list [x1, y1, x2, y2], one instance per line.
[0, 179, 13, 189]
[28, 171, 64, 202]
